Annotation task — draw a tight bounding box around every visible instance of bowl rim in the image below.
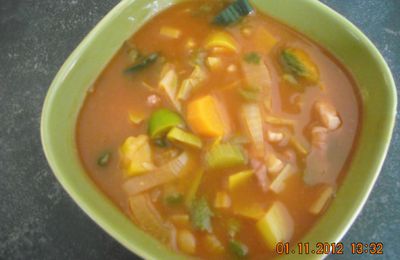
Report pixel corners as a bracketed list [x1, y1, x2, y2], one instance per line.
[41, 0, 397, 259]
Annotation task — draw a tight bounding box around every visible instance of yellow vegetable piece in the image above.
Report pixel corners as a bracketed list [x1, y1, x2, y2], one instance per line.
[214, 191, 231, 209]
[206, 56, 223, 71]
[160, 26, 181, 39]
[128, 112, 145, 125]
[185, 38, 196, 49]
[186, 95, 226, 137]
[253, 27, 278, 53]
[234, 203, 265, 220]
[177, 229, 197, 254]
[229, 170, 253, 191]
[170, 214, 190, 228]
[205, 31, 239, 53]
[167, 127, 203, 149]
[120, 135, 154, 177]
[256, 201, 294, 250]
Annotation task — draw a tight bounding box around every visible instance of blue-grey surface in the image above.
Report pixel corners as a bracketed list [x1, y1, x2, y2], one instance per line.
[0, 0, 398, 259]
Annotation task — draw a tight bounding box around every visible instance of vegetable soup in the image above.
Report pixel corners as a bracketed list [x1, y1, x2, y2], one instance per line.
[76, 0, 361, 258]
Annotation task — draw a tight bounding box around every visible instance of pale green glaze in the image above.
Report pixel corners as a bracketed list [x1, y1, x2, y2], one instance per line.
[41, 0, 397, 259]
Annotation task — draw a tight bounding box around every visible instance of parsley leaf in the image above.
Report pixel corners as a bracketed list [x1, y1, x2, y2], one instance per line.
[190, 197, 213, 232]
[244, 52, 261, 64]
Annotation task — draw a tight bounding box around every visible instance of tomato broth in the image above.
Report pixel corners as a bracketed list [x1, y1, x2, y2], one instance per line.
[77, 1, 361, 259]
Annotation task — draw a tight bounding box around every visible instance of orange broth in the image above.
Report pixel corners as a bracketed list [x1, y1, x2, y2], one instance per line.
[76, 1, 361, 259]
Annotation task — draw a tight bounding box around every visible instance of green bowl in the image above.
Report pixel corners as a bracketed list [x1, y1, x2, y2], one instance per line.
[41, 0, 397, 259]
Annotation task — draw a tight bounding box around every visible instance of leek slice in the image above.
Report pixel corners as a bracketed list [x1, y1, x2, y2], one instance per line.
[228, 170, 253, 191]
[205, 143, 246, 170]
[148, 108, 184, 139]
[159, 66, 181, 111]
[177, 66, 206, 101]
[213, 0, 253, 26]
[242, 104, 264, 156]
[167, 127, 202, 149]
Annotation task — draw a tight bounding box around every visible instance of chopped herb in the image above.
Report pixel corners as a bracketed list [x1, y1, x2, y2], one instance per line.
[238, 87, 260, 101]
[244, 52, 261, 64]
[190, 197, 213, 232]
[227, 218, 241, 237]
[97, 151, 111, 167]
[125, 52, 159, 74]
[164, 192, 184, 206]
[229, 239, 248, 258]
[213, 0, 254, 26]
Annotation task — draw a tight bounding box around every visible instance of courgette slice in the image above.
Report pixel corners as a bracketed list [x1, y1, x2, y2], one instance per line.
[213, 0, 253, 26]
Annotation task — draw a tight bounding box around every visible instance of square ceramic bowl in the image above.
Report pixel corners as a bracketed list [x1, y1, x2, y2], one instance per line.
[41, 0, 397, 259]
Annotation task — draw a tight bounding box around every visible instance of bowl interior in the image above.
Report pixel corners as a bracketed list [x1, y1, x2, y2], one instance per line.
[41, 0, 397, 259]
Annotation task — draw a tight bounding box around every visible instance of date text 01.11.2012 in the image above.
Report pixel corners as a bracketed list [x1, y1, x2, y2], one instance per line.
[276, 242, 384, 255]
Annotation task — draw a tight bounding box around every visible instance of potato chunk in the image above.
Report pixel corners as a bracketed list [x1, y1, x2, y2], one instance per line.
[256, 201, 294, 250]
[120, 135, 154, 177]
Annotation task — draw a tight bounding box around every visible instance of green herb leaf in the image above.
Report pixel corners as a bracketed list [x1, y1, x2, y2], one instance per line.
[164, 192, 184, 206]
[97, 151, 111, 167]
[229, 239, 248, 258]
[244, 52, 261, 64]
[190, 197, 213, 232]
[125, 52, 159, 74]
[213, 0, 254, 26]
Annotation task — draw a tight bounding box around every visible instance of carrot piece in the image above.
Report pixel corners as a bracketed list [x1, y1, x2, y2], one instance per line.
[186, 95, 226, 137]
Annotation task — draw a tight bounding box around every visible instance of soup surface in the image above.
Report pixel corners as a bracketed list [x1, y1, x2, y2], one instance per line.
[77, 0, 361, 259]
